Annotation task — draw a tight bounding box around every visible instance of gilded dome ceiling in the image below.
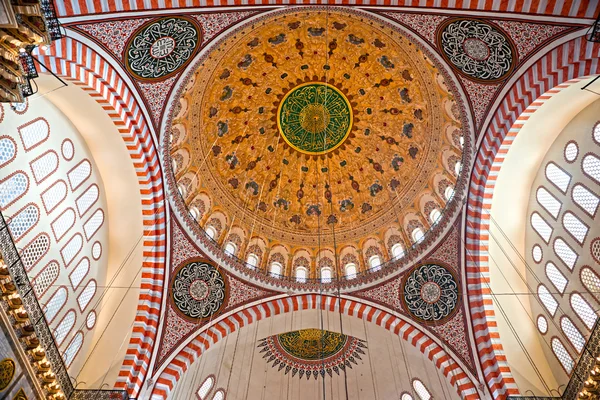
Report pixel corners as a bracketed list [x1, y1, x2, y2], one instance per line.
[168, 8, 467, 284]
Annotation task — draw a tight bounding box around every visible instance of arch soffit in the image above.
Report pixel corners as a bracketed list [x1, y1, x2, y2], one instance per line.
[36, 37, 167, 397]
[150, 294, 480, 400]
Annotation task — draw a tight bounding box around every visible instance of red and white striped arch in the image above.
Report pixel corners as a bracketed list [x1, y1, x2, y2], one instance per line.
[54, 0, 600, 19]
[150, 294, 480, 400]
[465, 36, 600, 399]
[35, 37, 167, 397]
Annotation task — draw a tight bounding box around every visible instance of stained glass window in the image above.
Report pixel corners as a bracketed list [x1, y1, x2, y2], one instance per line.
[531, 212, 553, 243]
[570, 293, 597, 330]
[561, 316, 585, 353]
[562, 212, 588, 244]
[582, 154, 600, 184]
[63, 332, 83, 367]
[197, 376, 214, 399]
[537, 315, 548, 334]
[30, 151, 58, 183]
[572, 184, 599, 217]
[212, 390, 225, 400]
[552, 337, 574, 373]
[412, 379, 431, 400]
[44, 287, 67, 323]
[54, 310, 75, 346]
[76, 184, 99, 217]
[538, 285, 558, 316]
[536, 187, 561, 218]
[68, 159, 92, 191]
[545, 262, 568, 294]
[77, 280, 96, 311]
[553, 238, 577, 270]
[9, 204, 39, 240]
[0, 173, 28, 209]
[546, 162, 571, 193]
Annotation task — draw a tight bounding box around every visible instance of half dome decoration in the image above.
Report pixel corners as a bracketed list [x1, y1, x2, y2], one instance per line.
[257, 328, 367, 379]
[166, 7, 469, 289]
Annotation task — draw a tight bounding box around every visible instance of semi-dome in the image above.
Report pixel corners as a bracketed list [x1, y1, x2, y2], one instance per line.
[166, 8, 468, 288]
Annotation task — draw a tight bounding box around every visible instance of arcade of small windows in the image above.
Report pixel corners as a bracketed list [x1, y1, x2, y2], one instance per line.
[399, 378, 432, 400]
[197, 375, 226, 400]
[531, 123, 600, 374]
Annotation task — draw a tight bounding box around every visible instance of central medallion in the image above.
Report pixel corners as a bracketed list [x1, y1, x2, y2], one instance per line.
[277, 82, 353, 155]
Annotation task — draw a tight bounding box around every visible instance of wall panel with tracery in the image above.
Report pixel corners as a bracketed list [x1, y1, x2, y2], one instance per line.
[0, 98, 108, 372]
[525, 102, 600, 380]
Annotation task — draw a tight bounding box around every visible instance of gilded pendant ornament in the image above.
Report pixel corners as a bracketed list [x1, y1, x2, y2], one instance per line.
[277, 82, 354, 155]
[257, 329, 367, 379]
[402, 263, 460, 323]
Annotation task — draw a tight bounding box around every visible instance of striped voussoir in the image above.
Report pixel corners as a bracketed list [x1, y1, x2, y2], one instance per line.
[36, 37, 167, 397]
[150, 294, 480, 399]
[466, 36, 600, 399]
[53, 0, 600, 18]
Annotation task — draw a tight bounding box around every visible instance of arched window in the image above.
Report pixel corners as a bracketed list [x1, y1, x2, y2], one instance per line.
[67, 159, 91, 190]
[69, 258, 90, 290]
[21, 233, 50, 271]
[401, 394, 414, 400]
[562, 212, 588, 244]
[537, 315, 548, 334]
[582, 154, 600, 184]
[212, 389, 225, 400]
[345, 263, 357, 279]
[552, 337, 574, 373]
[581, 267, 600, 302]
[296, 267, 307, 283]
[368, 255, 381, 271]
[545, 262, 568, 294]
[83, 209, 104, 240]
[205, 226, 217, 240]
[411, 227, 425, 243]
[0, 137, 16, 167]
[412, 379, 431, 400]
[561, 316, 585, 353]
[31, 151, 59, 184]
[0, 172, 28, 209]
[553, 238, 577, 270]
[546, 162, 571, 193]
[572, 184, 599, 217]
[429, 209, 442, 224]
[538, 285, 558, 316]
[9, 204, 39, 241]
[33, 261, 59, 297]
[178, 184, 187, 198]
[197, 376, 214, 400]
[63, 332, 83, 368]
[77, 280, 96, 311]
[75, 184, 98, 217]
[19, 118, 49, 150]
[247, 254, 259, 269]
[459, 135, 464, 147]
[43, 287, 67, 323]
[54, 310, 75, 346]
[570, 293, 597, 330]
[595, 124, 600, 144]
[224, 242, 236, 255]
[61, 234, 83, 267]
[269, 262, 282, 278]
[444, 186, 454, 201]
[321, 267, 332, 283]
[531, 212, 553, 243]
[454, 161, 461, 176]
[189, 207, 200, 220]
[391, 243, 404, 259]
[536, 187, 561, 218]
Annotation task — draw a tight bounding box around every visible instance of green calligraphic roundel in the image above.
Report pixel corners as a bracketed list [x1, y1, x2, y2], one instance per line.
[277, 82, 353, 155]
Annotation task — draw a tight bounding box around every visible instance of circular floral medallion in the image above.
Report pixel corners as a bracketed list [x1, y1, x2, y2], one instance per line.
[278, 82, 354, 155]
[437, 19, 516, 83]
[171, 259, 227, 320]
[125, 17, 201, 80]
[0, 358, 15, 391]
[402, 263, 459, 323]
